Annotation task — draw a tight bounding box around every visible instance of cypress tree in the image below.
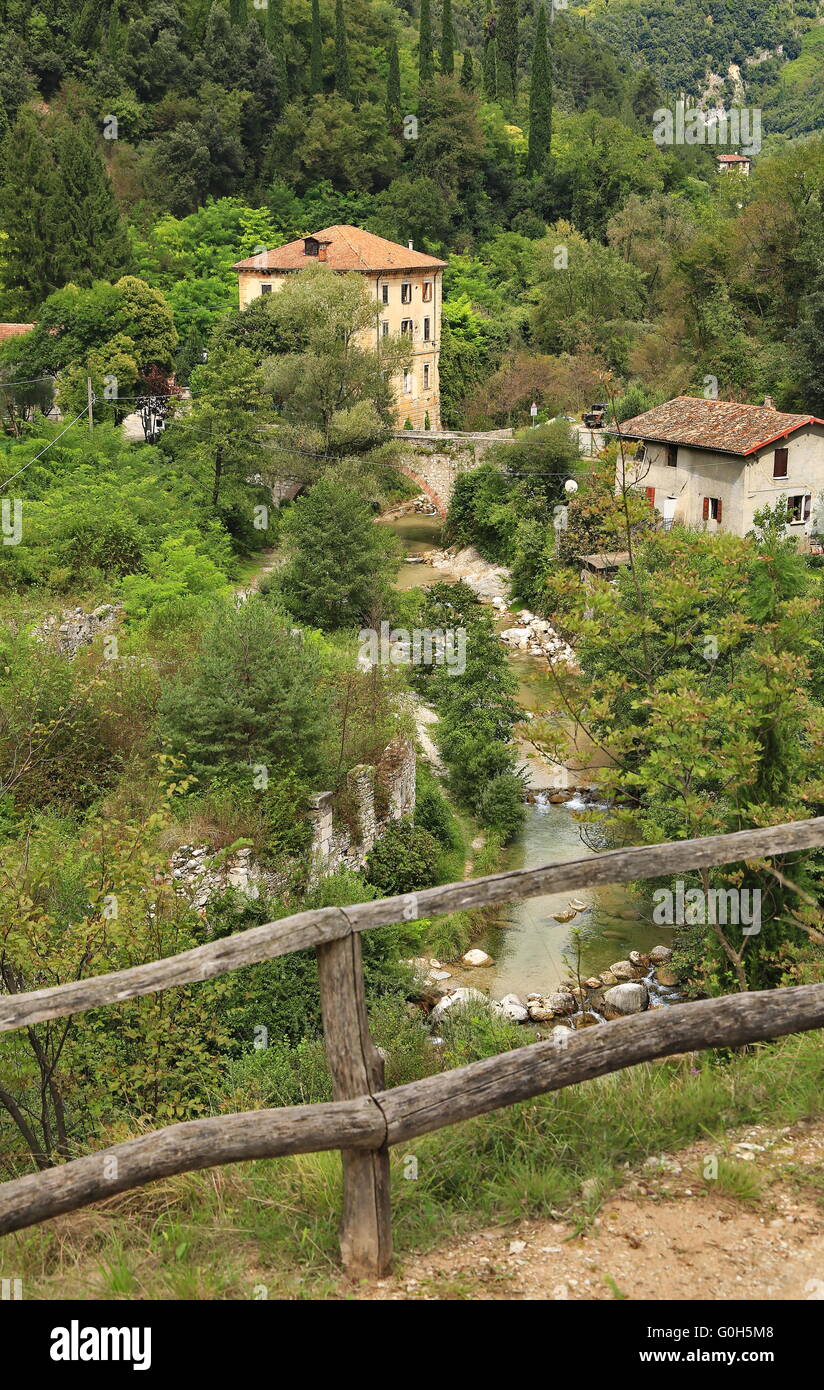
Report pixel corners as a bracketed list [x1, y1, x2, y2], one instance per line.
[419, 0, 434, 85]
[497, 0, 518, 103]
[265, 0, 288, 105]
[526, 3, 552, 174]
[459, 49, 474, 91]
[229, 0, 247, 24]
[440, 0, 454, 76]
[310, 0, 323, 94]
[483, 32, 497, 100]
[334, 0, 352, 100]
[386, 37, 401, 121]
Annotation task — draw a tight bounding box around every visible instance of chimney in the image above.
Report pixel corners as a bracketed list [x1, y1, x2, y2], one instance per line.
[318, 241, 329, 262]
[764, 394, 775, 410]
[408, 240, 414, 250]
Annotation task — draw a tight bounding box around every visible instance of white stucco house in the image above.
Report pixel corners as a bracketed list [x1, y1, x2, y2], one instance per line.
[611, 396, 824, 545]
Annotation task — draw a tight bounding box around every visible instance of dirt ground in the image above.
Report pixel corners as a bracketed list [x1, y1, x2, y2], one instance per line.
[361, 1117, 824, 1301]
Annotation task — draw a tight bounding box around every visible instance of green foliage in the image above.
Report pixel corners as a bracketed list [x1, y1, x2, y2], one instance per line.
[365, 818, 441, 895]
[526, 4, 552, 177]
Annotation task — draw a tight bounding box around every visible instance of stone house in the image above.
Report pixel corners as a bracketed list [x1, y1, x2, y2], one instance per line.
[232, 225, 446, 430]
[612, 396, 824, 543]
[715, 153, 751, 176]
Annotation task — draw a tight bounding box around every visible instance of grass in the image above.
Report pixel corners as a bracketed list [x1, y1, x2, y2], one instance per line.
[5, 1028, 824, 1299]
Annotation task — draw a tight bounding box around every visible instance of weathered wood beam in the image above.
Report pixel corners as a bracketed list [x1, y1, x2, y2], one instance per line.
[1, 983, 822, 1239]
[317, 933, 392, 1277]
[2, 817, 823, 1034]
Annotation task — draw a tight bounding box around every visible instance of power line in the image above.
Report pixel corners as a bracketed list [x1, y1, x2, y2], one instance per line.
[0, 407, 94, 493]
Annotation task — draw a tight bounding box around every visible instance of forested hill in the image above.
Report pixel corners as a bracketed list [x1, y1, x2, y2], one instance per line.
[580, 0, 824, 137]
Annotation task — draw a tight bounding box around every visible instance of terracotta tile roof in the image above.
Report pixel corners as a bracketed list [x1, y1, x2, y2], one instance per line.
[611, 396, 824, 457]
[232, 225, 446, 274]
[716, 153, 751, 163]
[0, 323, 34, 341]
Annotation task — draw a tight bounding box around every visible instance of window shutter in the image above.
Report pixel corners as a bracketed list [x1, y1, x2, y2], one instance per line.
[702, 497, 709, 521]
[804, 495, 812, 521]
[717, 498, 723, 523]
[645, 486, 656, 505]
[773, 447, 788, 478]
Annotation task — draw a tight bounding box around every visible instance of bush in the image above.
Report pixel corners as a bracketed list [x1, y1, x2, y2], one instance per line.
[476, 772, 526, 842]
[414, 769, 460, 850]
[365, 819, 441, 896]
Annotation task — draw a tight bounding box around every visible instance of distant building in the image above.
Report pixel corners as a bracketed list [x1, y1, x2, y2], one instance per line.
[232, 226, 446, 430]
[715, 153, 751, 176]
[610, 396, 824, 542]
[0, 323, 35, 342]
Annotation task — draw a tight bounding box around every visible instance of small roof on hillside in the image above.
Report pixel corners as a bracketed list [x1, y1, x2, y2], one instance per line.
[611, 396, 824, 457]
[233, 225, 446, 274]
[0, 323, 34, 341]
[716, 153, 751, 163]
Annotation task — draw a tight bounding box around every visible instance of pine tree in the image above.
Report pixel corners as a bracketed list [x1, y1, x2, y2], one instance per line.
[386, 37, 401, 121]
[229, 0, 247, 24]
[460, 49, 474, 91]
[497, 0, 518, 103]
[440, 0, 454, 76]
[419, 0, 434, 85]
[106, 1, 124, 65]
[483, 29, 497, 100]
[310, 0, 323, 94]
[265, 0, 288, 107]
[51, 117, 131, 287]
[526, 3, 552, 175]
[0, 109, 64, 311]
[334, 0, 352, 100]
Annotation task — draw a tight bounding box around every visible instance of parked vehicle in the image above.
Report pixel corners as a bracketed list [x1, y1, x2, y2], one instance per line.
[582, 403, 608, 428]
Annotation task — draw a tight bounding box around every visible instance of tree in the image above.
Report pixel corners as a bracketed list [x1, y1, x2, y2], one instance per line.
[229, 0, 248, 23]
[51, 116, 131, 287]
[183, 343, 268, 507]
[526, 4, 552, 176]
[160, 597, 331, 783]
[419, 0, 434, 85]
[334, 0, 352, 101]
[482, 26, 497, 100]
[497, 0, 518, 104]
[460, 50, 475, 92]
[265, 0, 289, 110]
[0, 108, 65, 311]
[365, 820, 440, 895]
[386, 36, 401, 123]
[310, 0, 323, 93]
[440, 0, 455, 76]
[277, 476, 400, 630]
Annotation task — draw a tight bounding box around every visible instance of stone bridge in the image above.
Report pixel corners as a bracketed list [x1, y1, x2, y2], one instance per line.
[391, 429, 514, 515]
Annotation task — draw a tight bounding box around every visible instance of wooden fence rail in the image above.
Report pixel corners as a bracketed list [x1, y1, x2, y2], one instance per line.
[1, 816, 824, 1276]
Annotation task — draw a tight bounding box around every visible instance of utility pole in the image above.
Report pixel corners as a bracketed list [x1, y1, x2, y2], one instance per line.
[86, 376, 94, 432]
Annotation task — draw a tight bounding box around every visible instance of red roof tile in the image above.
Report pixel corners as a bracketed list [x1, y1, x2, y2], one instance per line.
[612, 396, 823, 457]
[233, 225, 446, 274]
[0, 323, 34, 341]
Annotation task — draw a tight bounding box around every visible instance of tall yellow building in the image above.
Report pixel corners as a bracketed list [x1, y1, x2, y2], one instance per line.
[232, 225, 446, 429]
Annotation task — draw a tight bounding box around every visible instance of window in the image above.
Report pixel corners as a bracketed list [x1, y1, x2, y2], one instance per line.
[260, 282, 272, 294]
[702, 496, 723, 522]
[401, 282, 412, 304]
[381, 284, 389, 305]
[423, 363, 430, 390]
[787, 494, 812, 524]
[403, 369, 413, 394]
[304, 237, 319, 257]
[773, 447, 788, 478]
[423, 316, 431, 341]
[422, 281, 432, 302]
[400, 319, 413, 336]
[381, 321, 389, 338]
[666, 443, 678, 467]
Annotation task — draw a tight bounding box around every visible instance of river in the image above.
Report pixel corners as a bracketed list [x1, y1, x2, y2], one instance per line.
[383, 511, 661, 997]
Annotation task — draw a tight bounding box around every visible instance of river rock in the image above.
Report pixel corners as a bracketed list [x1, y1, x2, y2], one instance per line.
[494, 993, 529, 1023]
[548, 1025, 574, 1049]
[655, 966, 679, 987]
[584, 976, 603, 990]
[599, 970, 619, 987]
[500, 626, 531, 648]
[628, 950, 645, 967]
[430, 987, 489, 1023]
[649, 945, 673, 964]
[609, 959, 640, 981]
[548, 991, 577, 1016]
[602, 982, 649, 1018]
[463, 948, 492, 967]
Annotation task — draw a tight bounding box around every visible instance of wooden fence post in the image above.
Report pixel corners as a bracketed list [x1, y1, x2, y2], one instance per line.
[316, 930, 392, 1279]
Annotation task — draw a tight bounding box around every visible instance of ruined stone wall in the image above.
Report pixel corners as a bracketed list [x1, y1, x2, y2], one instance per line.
[308, 736, 416, 878]
[393, 430, 514, 515]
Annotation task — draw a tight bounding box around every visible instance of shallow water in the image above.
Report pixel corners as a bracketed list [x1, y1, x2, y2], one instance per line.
[383, 512, 666, 994]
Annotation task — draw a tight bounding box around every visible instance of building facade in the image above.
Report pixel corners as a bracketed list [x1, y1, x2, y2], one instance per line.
[612, 396, 824, 543]
[232, 225, 446, 430]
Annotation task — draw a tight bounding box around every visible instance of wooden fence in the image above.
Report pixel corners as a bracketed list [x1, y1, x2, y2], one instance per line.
[1, 817, 824, 1277]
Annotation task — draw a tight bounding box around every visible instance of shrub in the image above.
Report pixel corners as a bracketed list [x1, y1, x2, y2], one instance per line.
[365, 819, 441, 896]
[476, 772, 526, 842]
